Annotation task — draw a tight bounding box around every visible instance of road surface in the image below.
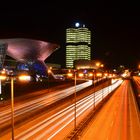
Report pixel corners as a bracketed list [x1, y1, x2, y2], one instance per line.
[0, 80, 122, 139]
[80, 80, 140, 140]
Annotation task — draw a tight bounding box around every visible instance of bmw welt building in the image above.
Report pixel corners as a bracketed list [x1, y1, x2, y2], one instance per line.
[0, 38, 59, 76]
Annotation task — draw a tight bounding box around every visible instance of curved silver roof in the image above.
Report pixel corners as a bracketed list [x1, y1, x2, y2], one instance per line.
[0, 38, 59, 62]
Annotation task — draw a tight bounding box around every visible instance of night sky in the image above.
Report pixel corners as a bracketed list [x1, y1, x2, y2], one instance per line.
[0, 1, 140, 69]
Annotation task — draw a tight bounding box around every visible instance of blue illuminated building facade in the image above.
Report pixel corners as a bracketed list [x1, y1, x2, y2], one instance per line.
[16, 60, 47, 76]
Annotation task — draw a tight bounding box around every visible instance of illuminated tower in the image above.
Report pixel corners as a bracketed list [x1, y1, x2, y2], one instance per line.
[66, 23, 91, 68]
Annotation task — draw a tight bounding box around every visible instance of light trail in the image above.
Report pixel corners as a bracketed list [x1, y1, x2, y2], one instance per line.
[0, 80, 92, 125]
[11, 79, 123, 140]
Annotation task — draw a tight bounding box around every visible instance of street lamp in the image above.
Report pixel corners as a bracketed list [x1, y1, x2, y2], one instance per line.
[67, 70, 77, 130]
[100, 64, 104, 68]
[78, 72, 83, 77]
[93, 61, 104, 110]
[0, 72, 31, 140]
[96, 62, 101, 67]
[74, 70, 77, 130]
[10, 76, 14, 140]
[0, 74, 16, 140]
[93, 70, 96, 109]
[67, 72, 73, 78]
[48, 69, 52, 93]
[10, 74, 31, 140]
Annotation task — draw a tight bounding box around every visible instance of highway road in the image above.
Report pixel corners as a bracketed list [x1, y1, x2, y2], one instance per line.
[80, 80, 140, 140]
[0, 80, 92, 126]
[0, 79, 122, 140]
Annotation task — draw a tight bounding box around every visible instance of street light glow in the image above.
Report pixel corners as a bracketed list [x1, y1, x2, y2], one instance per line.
[96, 73, 102, 77]
[1, 69, 6, 74]
[18, 75, 31, 81]
[88, 73, 93, 77]
[67, 73, 73, 77]
[48, 69, 52, 73]
[78, 73, 84, 77]
[0, 75, 6, 80]
[100, 64, 104, 67]
[96, 62, 101, 67]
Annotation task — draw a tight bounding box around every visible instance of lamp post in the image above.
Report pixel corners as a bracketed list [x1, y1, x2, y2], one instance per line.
[67, 71, 77, 130]
[10, 76, 14, 140]
[0, 73, 15, 140]
[92, 62, 101, 110]
[48, 69, 52, 93]
[74, 70, 77, 130]
[93, 70, 96, 109]
[0, 72, 31, 140]
[93, 61, 104, 109]
[11, 74, 31, 140]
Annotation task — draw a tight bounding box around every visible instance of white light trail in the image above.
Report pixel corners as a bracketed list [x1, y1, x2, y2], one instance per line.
[14, 79, 123, 140]
[0, 80, 92, 124]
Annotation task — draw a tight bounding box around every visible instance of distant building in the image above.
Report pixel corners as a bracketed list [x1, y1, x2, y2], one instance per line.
[66, 23, 91, 68]
[46, 63, 61, 69]
[74, 59, 98, 70]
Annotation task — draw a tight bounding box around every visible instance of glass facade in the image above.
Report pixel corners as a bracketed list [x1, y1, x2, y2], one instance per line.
[66, 25, 91, 68]
[17, 60, 47, 76]
[0, 44, 7, 69]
